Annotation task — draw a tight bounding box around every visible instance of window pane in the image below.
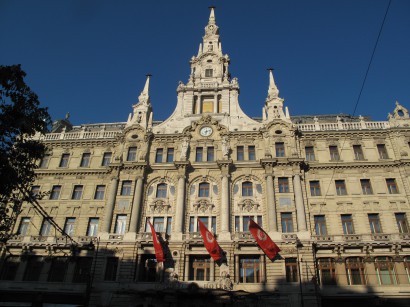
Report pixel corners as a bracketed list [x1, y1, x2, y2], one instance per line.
[155, 148, 163, 163]
[166, 148, 174, 162]
[305, 146, 315, 161]
[156, 183, 167, 198]
[127, 147, 137, 161]
[242, 181, 253, 197]
[153, 217, 164, 232]
[248, 146, 256, 160]
[281, 213, 293, 233]
[395, 213, 409, 233]
[166, 217, 172, 235]
[278, 178, 289, 193]
[59, 154, 70, 167]
[377, 144, 388, 159]
[329, 146, 339, 161]
[276, 143, 285, 157]
[368, 214, 382, 234]
[80, 153, 90, 167]
[360, 179, 373, 195]
[198, 182, 210, 197]
[64, 218, 76, 236]
[94, 185, 105, 200]
[23, 257, 43, 281]
[121, 181, 132, 196]
[39, 155, 50, 168]
[335, 180, 347, 195]
[314, 216, 327, 235]
[237, 146, 244, 161]
[50, 185, 61, 200]
[102, 152, 112, 166]
[386, 178, 399, 194]
[87, 218, 99, 236]
[196, 147, 203, 162]
[0, 256, 20, 280]
[341, 215, 354, 234]
[40, 219, 53, 236]
[353, 145, 364, 160]
[72, 185, 83, 200]
[207, 147, 214, 162]
[18, 217, 30, 235]
[115, 215, 127, 234]
[310, 181, 321, 196]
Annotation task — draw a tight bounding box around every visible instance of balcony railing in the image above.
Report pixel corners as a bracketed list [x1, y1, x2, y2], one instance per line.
[297, 121, 389, 132]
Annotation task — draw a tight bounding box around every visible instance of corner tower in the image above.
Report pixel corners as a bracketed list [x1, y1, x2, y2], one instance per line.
[154, 7, 261, 133]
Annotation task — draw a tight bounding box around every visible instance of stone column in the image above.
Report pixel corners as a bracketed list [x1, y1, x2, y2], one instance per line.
[213, 94, 218, 113]
[102, 176, 119, 233]
[184, 255, 190, 281]
[218, 161, 231, 240]
[293, 174, 307, 231]
[129, 176, 144, 233]
[266, 174, 277, 232]
[235, 254, 240, 283]
[174, 162, 189, 240]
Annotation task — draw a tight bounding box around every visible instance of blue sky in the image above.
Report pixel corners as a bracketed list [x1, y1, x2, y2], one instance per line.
[1, 0, 409, 125]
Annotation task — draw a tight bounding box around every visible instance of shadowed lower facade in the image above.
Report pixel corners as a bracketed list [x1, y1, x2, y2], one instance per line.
[1, 7, 410, 307]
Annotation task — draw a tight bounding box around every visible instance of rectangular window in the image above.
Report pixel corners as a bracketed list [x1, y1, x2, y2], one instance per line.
[353, 145, 364, 160]
[39, 154, 50, 169]
[153, 217, 165, 233]
[101, 152, 112, 166]
[395, 213, 409, 233]
[50, 185, 61, 200]
[335, 180, 347, 195]
[0, 256, 20, 281]
[198, 183, 210, 197]
[166, 148, 174, 162]
[360, 179, 373, 195]
[386, 178, 399, 194]
[329, 146, 340, 161]
[189, 256, 211, 281]
[281, 213, 294, 233]
[71, 185, 83, 200]
[104, 257, 119, 281]
[310, 181, 321, 196]
[237, 146, 244, 161]
[166, 217, 172, 235]
[341, 214, 355, 234]
[73, 257, 93, 283]
[278, 177, 290, 193]
[242, 182, 253, 197]
[87, 218, 99, 236]
[40, 218, 53, 236]
[64, 218, 76, 236]
[239, 256, 261, 283]
[305, 146, 315, 161]
[115, 215, 127, 234]
[155, 148, 163, 163]
[248, 146, 256, 161]
[80, 153, 90, 167]
[196, 147, 203, 162]
[23, 257, 43, 281]
[121, 181, 132, 196]
[48, 257, 68, 282]
[127, 147, 137, 161]
[318, 258, 337, 285]
[285, 258, 298, 282]
[207, 146, 214, 162]
[275, 142, 285, 157]
[59, 153, 70, 167]
[205, 69, 213, 77]
[377, 144, 389, 159]
[346, 257, 366, 285]
[375, 257, 396, 285]
[368, 214, 382, 234]
[31, 185, 40, 197]
[18, 217, 30, 235]
[314, 215, 327, 235]
[94, 185, 105, 200]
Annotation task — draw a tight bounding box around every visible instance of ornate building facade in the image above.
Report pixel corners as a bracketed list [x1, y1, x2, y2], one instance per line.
[1, 8, 410, 307]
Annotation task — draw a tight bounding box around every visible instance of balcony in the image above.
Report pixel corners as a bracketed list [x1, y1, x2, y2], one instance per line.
[312, 235, 334, 242]
[282, 233, 297, 242]
[343, 235, 362, 242]
[371, 234, 390, 241]
[232, 232, 254, 241]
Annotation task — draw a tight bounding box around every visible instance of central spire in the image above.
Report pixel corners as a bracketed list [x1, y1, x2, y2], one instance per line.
[208, 6, 216, 25]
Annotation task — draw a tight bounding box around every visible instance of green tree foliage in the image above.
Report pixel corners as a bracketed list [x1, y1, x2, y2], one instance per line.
[0, 65, 51, 242]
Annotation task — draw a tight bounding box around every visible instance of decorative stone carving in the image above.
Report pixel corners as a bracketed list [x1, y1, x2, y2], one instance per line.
[193, 199, 214, 213]
[150, 200, 171, 214]
[238, 199, 259, 212]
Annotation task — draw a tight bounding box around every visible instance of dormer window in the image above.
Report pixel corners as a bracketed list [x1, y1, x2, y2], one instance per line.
[205, 69, 213, 77]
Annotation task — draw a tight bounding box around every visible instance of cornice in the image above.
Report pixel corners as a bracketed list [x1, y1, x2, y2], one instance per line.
[308, 159, 410, 170]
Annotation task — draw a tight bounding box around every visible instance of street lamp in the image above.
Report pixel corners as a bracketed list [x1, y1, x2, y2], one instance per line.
[296, 238, 304, 307]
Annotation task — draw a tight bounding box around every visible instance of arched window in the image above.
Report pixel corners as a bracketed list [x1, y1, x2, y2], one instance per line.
[375, 257, 397, 285]
[242, 181, 253, 197]
[317, 258, 337, 285]
[198, 182, 210, 197]
[156, 183, 167, 198]
[345, 257, 366, 285]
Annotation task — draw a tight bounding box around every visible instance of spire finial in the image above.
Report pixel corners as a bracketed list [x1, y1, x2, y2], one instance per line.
[208, 6, 216, 24]
[267, 68, 279, 100]
[138, 74, 151, 105]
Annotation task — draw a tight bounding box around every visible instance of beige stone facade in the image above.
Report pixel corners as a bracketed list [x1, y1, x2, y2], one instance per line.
[1, 8, 410, 307]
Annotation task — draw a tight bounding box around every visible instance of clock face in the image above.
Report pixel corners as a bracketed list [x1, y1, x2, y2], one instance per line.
[200, 126, 213, 137]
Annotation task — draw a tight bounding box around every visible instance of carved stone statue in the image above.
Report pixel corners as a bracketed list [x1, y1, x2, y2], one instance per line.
[180, 136, 189, 160]
[222, 136, 230, 158]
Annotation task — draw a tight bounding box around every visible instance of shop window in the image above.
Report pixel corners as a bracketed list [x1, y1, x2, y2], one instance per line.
[190, 256, 211, 281]
[317, 258, 337, 285]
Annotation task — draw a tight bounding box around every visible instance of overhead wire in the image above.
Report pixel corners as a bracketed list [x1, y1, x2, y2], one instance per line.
[320, 0, 392, 202]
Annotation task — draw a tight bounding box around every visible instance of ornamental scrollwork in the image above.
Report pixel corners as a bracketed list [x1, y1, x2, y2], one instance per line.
[238, 199, 259, 213]
[193, 199, 215, 213]
[150, 199, 171, 214]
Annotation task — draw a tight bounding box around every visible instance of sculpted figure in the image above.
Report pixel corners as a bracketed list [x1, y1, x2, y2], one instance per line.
[222, 136, 230, 158]
[180, 136, 189, 160]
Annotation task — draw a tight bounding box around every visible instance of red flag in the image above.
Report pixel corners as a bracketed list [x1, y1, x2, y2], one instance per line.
[198, 219, 222, 261]
[148, 221, 165, 262]
[249, 219, 281, 260]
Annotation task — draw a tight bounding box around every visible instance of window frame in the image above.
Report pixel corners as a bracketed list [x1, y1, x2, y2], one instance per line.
[278, 177, 290, 193]
[375, 257, 396, 285]
[156, 183, 167, 198]
[126, 147, 137, 161]
[198, 182, 210, 197]
[386, 178, 399, 194]
[310, 181, 321, 196]
[314, 215, 327, 235]
[353, 145, 364, 160]
[275, 142, 285, 157]
[59, 153, 70, 167]
[207, 146, 214, 162]
[341, 214, 355, 235]
[50, 185, 62, 200]
[87, 218, 99, 236]
[377, 144, 389, 159]
[237, 146, 244, 161]
[329, 145, 340, 161]
[285, 258, 298, 282]
[317, 258, 337, 285]
[368, 213, 382, 234]
[248, 145, 256, 161]
[114, 214, 127, 234]
[281, 212, 294, 233]
[166, 148, 174, 162]
[101, 152, 112, 166]
[239, 256, 261, 283]
[64, 217, 76, 236]
[94, 185, 106, 200]
[71, 185, 83, 200]
[196, 147, 203, 162]
[360, 179, 373, 195]
[18, 217, 30, 235]
[121, 180, 132, 196]
[395, 213, 409, 233]
[335, 180, 347, 196]
[305, 146, 315, 161]
[241, 181, 253, 197]
[346, 257, 366, 285]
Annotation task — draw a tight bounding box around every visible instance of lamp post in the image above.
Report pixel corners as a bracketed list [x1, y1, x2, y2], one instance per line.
[296, 238, 304, 307]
